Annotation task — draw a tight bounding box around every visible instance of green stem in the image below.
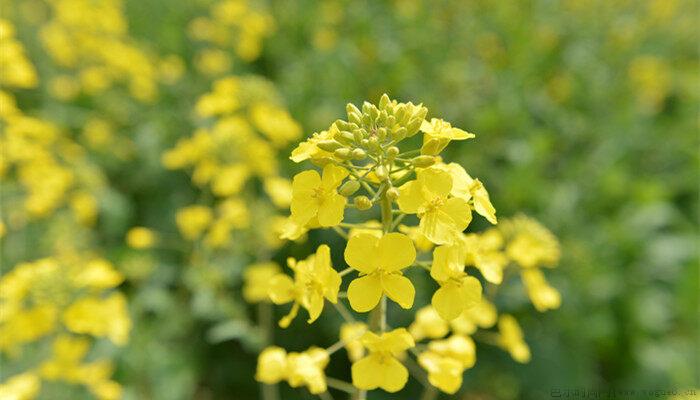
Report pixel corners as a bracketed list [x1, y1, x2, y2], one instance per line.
[259, 303, 279, 400]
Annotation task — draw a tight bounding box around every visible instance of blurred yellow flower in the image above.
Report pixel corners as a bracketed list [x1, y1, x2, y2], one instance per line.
[176, 205, 213, 240]
[409, 306, 449, 341]
[126, 227, 157, 249]
[497, 315, 530, 363]
[243, 262, 281, 303]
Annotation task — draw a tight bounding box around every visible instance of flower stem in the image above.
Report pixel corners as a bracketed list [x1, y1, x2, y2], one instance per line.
[259, 302, 279, 400]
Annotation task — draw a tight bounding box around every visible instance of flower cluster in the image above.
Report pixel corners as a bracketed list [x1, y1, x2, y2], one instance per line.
[0, 257, 130, 400]
[254, 94, 562, 397]
[188, 0, 275, 74]
[35, 0, 160, 102]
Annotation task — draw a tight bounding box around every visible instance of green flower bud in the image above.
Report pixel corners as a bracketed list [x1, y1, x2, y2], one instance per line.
[353, 129, 364, 143]
[348, 111, 362, 125]
[392, 127, 407, 142]
[339, 180, 361, 196]
[386, 115, 396, 127]
[368, 136, 381, 152]
[316, 140, 344, 152]
[375, 165, 388, 181]
[377, 127, 387, 141]
[379, 94, 390, 110]
[347, 103, 361, 119]
[335, 119, 351, 131]
[412, 155, 437, 167]
[394, 105, 407, 124]
[351, 148, 367, 160]
[386, 187, 400, 200]
[334, 148, 352, 159]
[354, 195, 373, 210]
[378, 110, 388, 125]
[406, 117, 424, 137]
[339, 130, 356, 143]
[386, 146, 400, 159]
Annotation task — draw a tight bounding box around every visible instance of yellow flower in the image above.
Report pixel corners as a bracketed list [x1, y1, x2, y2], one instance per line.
[398, 224, 434, 252]
[39, 335, 90, 381]
[417, 351, 463, 394]
[397, 168, 472, 245]
[73, 259, 124, 289]
[62, 293, 131, 346]
[126, 227, 157, 249]
[0, 372, 40, 400]
[430, 245, 482, 320]
[521, 269, 561, 312]
[449, 298, 498, 335]
[211, 164, 250, 197]
[290, 127, 336, 163]
[437, 162, 497, 224]
[462, 230, 508, 284]
[175, 205, 213, 240]
[268, 245, 341, 327]
[286, 347, 329, 394]
[340, 322, 368, 362]
[345, 232, 416, 312]
[243, 262, 281, 303]
[256, 346, 288, 384]
[250, 103, 301, 147]
[501, 215, 560, 269]
[420, 118, 474, 155]
[418, 335, 476, 394]
[351, 328, 415, 392]
[290, 164, 348, 227]
[263, 177, 293, 208]
[497, 315, 530, 363]
[408, 306, 449, 341]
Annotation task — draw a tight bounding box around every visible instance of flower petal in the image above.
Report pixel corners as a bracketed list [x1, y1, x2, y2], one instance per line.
[378, 356, 409, 392]
[397, 180, 424, 214]
[418, 168, 452, 200]
[321, 164, 349, 189]
[318, 192, 346, 226]
[268, 274, 295, 304]
[351, 354, 383, 390]
[344, 234, 379, 273]
[459, 276, 482, 311]
[381, 274, 415, 309]
[347, 274, 383, 312]
[441, 197, 472, 232]
[431, 282, 464, 320]
[377, 233, 416, 271]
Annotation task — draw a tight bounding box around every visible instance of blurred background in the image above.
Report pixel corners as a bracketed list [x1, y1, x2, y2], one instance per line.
[1, 0, 698, 399]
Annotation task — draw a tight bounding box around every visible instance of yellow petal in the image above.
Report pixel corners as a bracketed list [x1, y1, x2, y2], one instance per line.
[430, 245, 462, 282]
[381, 274, 415, 309]
[420, 209, 458, 245]
[472, 179, 497, 224]
[344, 233, 380, 273]
[377, 233, 416, 271]
[317, 192, 346, 226]
[291, 170, 321, 224]
[397, 180, 424, 214]
[441, 197, 472, 232]
[432, 282, 464, 320]
[378, 356, 409, 392]
[304, 292, 324, 323]
[268, 275, 295, 304]
[418, 168, 452, 200]
[351, 354, 383, 390]
[321, 164, 349, 189]
[459, 276, 482, 311]
[347, 274, 383, 312]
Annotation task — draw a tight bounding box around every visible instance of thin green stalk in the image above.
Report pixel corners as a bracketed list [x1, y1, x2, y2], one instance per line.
[259, 302, 279, 400]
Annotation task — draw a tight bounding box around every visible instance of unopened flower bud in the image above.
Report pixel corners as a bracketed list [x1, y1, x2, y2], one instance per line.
[354, 196, 373, 210]
[412, 155, 437, 167]
[334, 148, 352, 159]
[386, 146, 400, 159]
[351, 148, 367, 160]
[379, 94, 390, 110]
[375, 165, 388, 181]
[317, 140, 343, 152]
[406, 118, 424, 137]
[392, 127, 407, 141]
[386, 187, 400, 200]
[339, 180, 361, 196]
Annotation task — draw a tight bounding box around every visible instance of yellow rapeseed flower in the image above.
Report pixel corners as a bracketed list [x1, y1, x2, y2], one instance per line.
[290, 164, 348, 227]
[430, 245, 482, 320]
[175, 205, 213, 240]
[420, 118, 475, 155]
[351, 328, 415, 392]
[345, 232, 416, 312]
[242, 262, 281, 303]
[497, 315, 530, 363]
[397, 168, 472, 245]
[126, 227, 157, 249]
[268, 245, 341, 327]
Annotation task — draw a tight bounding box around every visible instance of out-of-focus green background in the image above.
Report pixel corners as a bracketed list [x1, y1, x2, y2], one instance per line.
[2, 0, 698, 399]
